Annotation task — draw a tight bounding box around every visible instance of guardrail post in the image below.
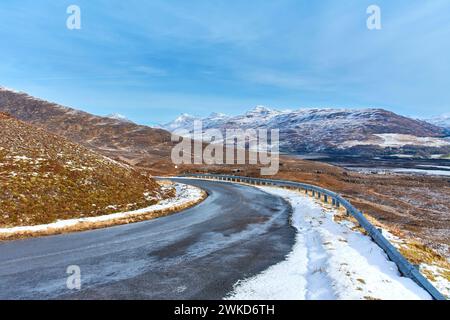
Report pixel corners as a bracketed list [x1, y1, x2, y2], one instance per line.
[324, 195, 328, 203]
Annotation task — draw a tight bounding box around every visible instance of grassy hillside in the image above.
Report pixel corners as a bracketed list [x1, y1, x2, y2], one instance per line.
[0, 113, 167, 228]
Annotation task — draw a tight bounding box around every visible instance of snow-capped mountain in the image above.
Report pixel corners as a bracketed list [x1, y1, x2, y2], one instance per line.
[164, 106, 450, 156]
[0, 87, 174, 174]
[424, 113, 450, 131]
[165, 113, 198, 131]
[106, 113, 134, 123]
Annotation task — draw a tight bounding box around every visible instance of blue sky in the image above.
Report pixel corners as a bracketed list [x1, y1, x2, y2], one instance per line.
[1, 0, 449, 124]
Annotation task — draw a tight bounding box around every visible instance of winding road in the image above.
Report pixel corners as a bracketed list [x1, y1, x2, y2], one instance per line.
[0, 179, 295, 299]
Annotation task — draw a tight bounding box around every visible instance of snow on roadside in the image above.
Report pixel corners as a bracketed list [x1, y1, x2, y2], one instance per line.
[226, 187, 432, 300]
[0, 183, 203, 235]
[379, 228, 450, 298]
[419, 264, 450, 298]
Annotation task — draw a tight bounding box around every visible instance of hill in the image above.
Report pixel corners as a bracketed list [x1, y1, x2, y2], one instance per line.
[0, 113, 166, 227]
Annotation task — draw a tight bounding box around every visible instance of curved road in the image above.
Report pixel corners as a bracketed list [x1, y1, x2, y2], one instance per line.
[0, 179, 295, 299]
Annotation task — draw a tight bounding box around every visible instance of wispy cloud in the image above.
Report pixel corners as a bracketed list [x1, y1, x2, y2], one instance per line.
[1, 0, 449, 123]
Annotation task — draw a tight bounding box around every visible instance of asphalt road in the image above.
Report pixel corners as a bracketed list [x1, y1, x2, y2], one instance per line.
[0, 179, 295, 300]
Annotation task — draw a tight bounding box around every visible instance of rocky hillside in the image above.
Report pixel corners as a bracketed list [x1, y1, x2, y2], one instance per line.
[0, 113, 166, 227]
[0, 87, 175, 174]
[165, 106, 450, 156]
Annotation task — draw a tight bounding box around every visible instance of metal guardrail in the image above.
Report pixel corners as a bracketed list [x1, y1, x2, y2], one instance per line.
[183, 173, 446, 300]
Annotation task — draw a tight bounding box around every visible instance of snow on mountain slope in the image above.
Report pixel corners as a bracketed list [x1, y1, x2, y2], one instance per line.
[106, 113, 134, 123]
[164, 106, 449, 156]
[425, 113, 450, 130]
[341, 134, 450, 149]
[226, 186, 432, 300]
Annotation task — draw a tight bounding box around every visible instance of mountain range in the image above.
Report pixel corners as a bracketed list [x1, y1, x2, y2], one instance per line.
[164, 106, 450, 156]
[1, 86, 449, 163]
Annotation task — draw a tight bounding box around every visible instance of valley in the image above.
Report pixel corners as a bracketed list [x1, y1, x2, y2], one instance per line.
[0, 87, 449, 299]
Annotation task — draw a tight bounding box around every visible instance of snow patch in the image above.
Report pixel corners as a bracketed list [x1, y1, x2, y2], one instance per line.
[342, 134, 450, 149]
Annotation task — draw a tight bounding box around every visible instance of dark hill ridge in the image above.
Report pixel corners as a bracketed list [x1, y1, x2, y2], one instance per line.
[1, 87, 449, 166]
[0, 113, 166, 227]
[0, 87, 175, 174]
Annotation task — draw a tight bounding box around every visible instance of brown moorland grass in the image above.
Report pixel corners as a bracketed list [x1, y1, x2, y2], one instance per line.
[0, 188, 207, 241]
[175, 157, 450, 256]
[0, 114, 168, 228]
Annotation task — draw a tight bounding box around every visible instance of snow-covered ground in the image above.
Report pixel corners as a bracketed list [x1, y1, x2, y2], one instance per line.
[0, 183, 204, 236]
[342, 133, 450, 149]
[226, 187, 432, 300]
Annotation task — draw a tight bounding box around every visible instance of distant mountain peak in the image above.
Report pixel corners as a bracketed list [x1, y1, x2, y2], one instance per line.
[163, 105, 450, 156]
[208, 112, 228, 118]
[106, 113, 133, 123]
[424, 112, 450, 130]
[0, 114, 163, 228]
[0, 86, 21, 94]
[176, 113, 196, 120]
[247, 105, 275, 114]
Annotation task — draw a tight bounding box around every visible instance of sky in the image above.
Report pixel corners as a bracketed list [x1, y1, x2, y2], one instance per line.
[0, 0, 449, 125]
